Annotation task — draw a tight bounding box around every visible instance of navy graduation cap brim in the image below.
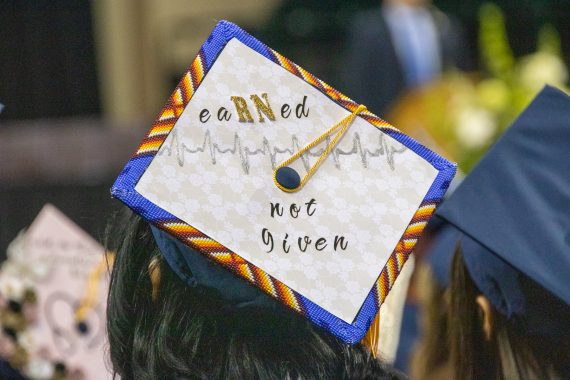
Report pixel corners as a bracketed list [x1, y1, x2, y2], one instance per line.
[437, 85, 570, 312]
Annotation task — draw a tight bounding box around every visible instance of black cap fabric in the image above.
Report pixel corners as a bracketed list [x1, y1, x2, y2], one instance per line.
[437, 86, 570, 311]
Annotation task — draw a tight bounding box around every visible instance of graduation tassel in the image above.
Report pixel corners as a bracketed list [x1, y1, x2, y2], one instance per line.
[361, 311, 381, 358]
[273, 105, 368, 192]
[75, 252, 115, 334]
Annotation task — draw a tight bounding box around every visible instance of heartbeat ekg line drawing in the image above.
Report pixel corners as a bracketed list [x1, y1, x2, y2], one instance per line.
[158, 130, 407, 174]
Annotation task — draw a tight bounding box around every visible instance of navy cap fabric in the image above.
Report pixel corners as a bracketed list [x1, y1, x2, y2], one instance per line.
[437, 86, 570, 315]
[424, 222, 461, 287]
[459, 230, 570, 337]
[423, 220, 535, 322]
[150, 225, 277, 309]
[459, 231, 525, 319]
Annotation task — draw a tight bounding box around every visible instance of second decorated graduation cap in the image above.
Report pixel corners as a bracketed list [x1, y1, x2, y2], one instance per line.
[111, 21, 456, 344]
[437, 86, 570, 335]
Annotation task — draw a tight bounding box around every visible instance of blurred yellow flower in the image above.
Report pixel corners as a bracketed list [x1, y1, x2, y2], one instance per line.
[388, 3, 568, 173]
[476, 78, 510, 113]
[455, 107, 497, 149]
[518, 52, 568, 91]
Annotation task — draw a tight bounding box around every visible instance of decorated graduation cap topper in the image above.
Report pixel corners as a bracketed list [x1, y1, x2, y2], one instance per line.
[111, 20, 456, 344]
[0, 205, 112, 379]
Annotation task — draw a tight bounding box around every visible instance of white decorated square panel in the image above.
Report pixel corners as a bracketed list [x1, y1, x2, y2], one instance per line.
[135, 38, 438, 323]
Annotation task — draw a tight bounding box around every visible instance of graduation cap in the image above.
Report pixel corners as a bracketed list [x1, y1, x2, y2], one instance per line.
[423, 222, 461, 287]
[0, 205, 112, 379]
[111, 20, 455, 344]
[437, 86, 570, 336]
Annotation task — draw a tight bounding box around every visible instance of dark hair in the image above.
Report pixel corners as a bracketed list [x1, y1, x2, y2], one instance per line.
[409, 264, 451, 379]
[448, 247, 570, 380]
[106, 210, 406, 380]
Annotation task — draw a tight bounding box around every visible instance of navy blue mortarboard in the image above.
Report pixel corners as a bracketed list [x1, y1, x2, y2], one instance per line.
[436, 86, 570, 335]
[424, 222, 461, 287]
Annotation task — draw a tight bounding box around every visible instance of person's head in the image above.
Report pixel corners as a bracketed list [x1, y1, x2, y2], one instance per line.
[448, 245, 570, 380]
[106, 211, 406, 380]
[433, 86, 570, 380]
[409, 222, 457, 380]
[408, 262, 451, 380]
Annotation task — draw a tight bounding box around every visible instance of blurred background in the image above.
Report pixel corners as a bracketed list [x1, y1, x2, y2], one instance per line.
[1, 0, 569, 376]
[2, 0, 570, 255]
